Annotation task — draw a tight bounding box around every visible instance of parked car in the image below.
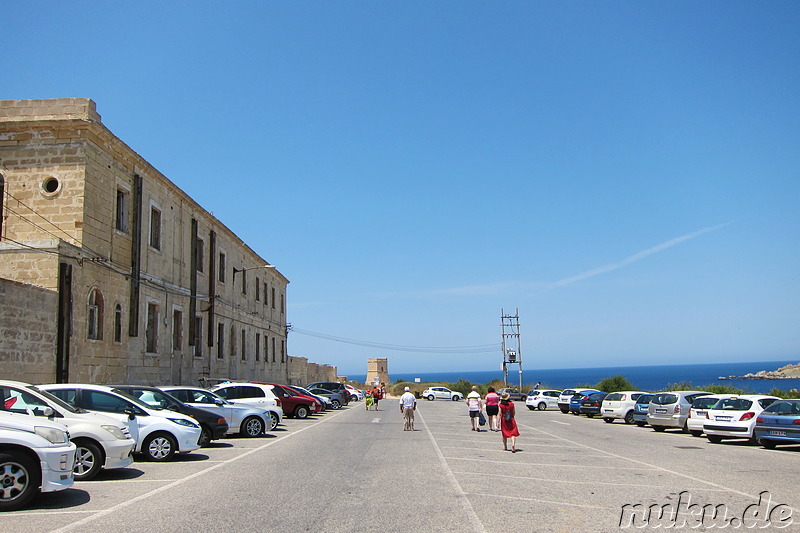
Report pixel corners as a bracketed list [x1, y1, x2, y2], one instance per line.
[112, 386, 228, 447]
[421, 387, 463, 401]
[525, 390, 561, 411]
[601, 391, 647, 424]
[40, 383, 202, 461]
[558, 389, 599, 414]
[0, 411, 76, 511]
[160, 386, 277, 436]
[255, 383, 320, 419]
[647, 391, 711, 432]
[306, 382, 351, 405]
[343, 384, 364, 402]
[302, 386, 347, 410]
[631, 394, 654, 427]
[754, 399, 800, 449]
[686, 395, 735, 437]
[211, 382, 285, 425]
[1, 380, 135, 480]
[570, 390, 600, 415]
[704, 395, 781, 444]
[579, 392, 609, 417]
[285, 386, 330, 411]
[497, 388, 527, 402]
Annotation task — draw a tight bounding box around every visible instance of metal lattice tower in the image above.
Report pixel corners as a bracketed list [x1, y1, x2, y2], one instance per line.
[500, 308, 522, 389]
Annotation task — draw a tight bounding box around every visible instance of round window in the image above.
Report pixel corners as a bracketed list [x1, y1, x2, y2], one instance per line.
[41, 176, 61, 196]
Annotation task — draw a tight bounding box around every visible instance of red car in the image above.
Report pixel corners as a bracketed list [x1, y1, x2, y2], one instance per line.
[256, 383, 321, 419]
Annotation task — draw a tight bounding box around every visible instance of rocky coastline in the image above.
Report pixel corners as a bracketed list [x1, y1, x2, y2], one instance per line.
[719, 362, 800, 381]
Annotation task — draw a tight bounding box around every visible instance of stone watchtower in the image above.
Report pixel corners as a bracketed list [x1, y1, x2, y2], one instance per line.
[366, 358, 390, 387]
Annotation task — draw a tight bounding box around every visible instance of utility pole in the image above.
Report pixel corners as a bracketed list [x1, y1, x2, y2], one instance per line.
[500, 308, 522, 390]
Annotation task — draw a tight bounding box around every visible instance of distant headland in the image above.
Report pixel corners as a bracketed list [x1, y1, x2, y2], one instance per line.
[719, 362, 800, 381]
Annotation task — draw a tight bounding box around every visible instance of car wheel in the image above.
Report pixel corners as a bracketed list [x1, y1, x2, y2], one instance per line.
[143, 432, 177, 461]
[571, 411, 580, 416]
[603, 418, 614, 423]
[351, 395, 358, 402]
[652, 426, 666, 432]
[452, 395, 460, 401]
[73, 439, 104, 481]
[681, 422, 690, 434]
[197, 425, 213, 447]
[331, 399, 341, 409]
[586, 414, 595, 418]
[559, 407, 569, 414]
[294, 405, 310, 419]
[527, 406, 535, 410]
[635, 421, 646, 427]
[760, 439, 777, 449]
[707, 435, 723, 444]
[538, 403, 547, 411]
[267, 411, 279, 431]
[624, 411, 635, 425]
[241, 416, 264, 437]
[427, 395, 435, 401]
[689, 430, 703, 437]
[0, 452, 41, 512]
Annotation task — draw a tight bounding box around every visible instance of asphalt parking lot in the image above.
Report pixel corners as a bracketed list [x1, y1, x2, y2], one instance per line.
[4, 398, 798, 532]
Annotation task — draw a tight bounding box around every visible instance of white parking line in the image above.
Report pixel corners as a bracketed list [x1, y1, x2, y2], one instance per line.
[444, 456, 657, 469]
[464, 491, 614, 510]
[550, 420, 570, 425]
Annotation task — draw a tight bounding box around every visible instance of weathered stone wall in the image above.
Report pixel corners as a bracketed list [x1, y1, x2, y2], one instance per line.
[0, 278, 58, 383]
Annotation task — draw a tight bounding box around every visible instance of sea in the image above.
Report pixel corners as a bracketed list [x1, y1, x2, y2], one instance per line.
[348, 359, 800, 394]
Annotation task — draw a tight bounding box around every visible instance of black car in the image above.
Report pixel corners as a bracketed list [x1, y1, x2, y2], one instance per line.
[579, 392, 609, 418]
[112, 386, 228, 447]
[306, 382, 350, 405]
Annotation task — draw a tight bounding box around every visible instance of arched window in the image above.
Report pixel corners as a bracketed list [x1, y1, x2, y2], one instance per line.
[87, 288, 105, 340]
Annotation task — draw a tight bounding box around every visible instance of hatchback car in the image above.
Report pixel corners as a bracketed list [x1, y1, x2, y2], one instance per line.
[256, 383, 319, 419]
[704, 395, 780, 444]
[686, 395, 735, 437]
[0, 411, 75, 511]
[421, 387, 463, 401]
[754, 399, 800, 449]
[160, 386, 278, 436]
[579, 392, 609, 417]
[1, 380, 135, 480]
[113, 386, 228, 447]
[569, 390, 600, 415]
[40, 384, 202, 461]
[601, 391, 646, 424]
[647, 391, 711, 432]
[302, 386, 347, 410]
[558, 389, 599, 414]
[525, 390, 561, 411]
[632, 394, 654, 426]
[211, 382, 285, 425]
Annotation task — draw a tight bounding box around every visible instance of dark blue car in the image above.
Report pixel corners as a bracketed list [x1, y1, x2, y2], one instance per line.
[570, 391, 597, 415]
[754, 399, 800, 449]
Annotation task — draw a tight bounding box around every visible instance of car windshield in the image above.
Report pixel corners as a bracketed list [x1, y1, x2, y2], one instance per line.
[27, 385, 83, 413]
[763, 401, 800, 416]
[651, 393, 678, 405]
[635, 394, 654, 405]
[605, 393, 622, 401]
[692, 397, 720, 409]
[113, 389, 163, 410]
[714, 398, 752, 411]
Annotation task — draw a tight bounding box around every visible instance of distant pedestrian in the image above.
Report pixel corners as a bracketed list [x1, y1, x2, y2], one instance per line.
[465, 386, 484, 432]
[381, 382, 387, 399]
[399, 386, 416, 431]
[372, 386, 382, 411]
[485, 387, 500, 431]
[499, 392, 519, 452]
[534, 382, 541, 390]
[365, 392, 374, 410]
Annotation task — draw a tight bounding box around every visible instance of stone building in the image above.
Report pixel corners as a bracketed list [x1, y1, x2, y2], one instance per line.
[0, 98, 329, 386]
[366, 358, 390, 387]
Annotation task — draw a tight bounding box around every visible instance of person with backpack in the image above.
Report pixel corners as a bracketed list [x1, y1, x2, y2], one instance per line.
[499, 392, 520, 452]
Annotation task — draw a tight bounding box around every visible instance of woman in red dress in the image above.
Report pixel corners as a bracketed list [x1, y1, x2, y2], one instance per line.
[499, 393, 519, 452]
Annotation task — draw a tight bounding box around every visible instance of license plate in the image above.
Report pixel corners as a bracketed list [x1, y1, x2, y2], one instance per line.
[716, 416, 732, 421]
[603, 409, 612, 413]
[770, 430, 787, 436]
[655, 408, 667, 414]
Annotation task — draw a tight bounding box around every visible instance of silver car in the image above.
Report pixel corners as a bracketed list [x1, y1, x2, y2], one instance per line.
[161, 386, 280, 435]
[647, 391, 711, 432]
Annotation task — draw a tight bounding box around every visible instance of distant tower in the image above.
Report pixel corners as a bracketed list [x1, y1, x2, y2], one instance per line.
[366, 358, 390, 386]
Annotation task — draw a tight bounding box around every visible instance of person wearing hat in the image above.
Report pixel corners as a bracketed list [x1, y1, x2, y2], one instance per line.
[465, 385, 484, 431]
[499, 392, 520, 452]
[399, 386, 417, 431]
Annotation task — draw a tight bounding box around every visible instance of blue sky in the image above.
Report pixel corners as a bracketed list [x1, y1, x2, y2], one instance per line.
[5, 2, 799, 375]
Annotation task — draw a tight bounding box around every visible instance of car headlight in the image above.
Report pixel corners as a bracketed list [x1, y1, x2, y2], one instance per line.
[102, 425, 127, 439]
[35, 426, 69, 444]
[168, 418, 199, 428]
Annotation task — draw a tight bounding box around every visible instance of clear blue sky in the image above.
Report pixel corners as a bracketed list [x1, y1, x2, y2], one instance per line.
[5, 2, 799, 375]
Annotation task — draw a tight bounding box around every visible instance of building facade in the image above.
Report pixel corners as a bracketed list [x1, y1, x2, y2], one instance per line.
[0, 98, 322, 386]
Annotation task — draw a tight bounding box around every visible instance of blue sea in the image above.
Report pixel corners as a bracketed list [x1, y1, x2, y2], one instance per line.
[349, 360, 800, 394]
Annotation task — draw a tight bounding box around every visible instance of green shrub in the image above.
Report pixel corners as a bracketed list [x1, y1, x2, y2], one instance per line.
[768, 387, 800, 399]
[594, 375, 636, 392]
[665, 381, 695, 391]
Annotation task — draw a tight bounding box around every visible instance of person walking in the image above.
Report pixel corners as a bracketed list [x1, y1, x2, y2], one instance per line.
[484, 387, 500, 431]
[372, 385, 382, 411]
[465, 386, 484, 432]
[499, 392, 520, 452]
[399, 386, 416, 431]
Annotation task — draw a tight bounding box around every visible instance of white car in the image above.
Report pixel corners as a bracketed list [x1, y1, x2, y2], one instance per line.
[211, 383, 285, 424]
[686, 394, 736, 437]
[525, 390, 562, 411]
[704, 395, 782, 444]
[422, 387, 463, 401]
[40, 384, 201, 461]
[558, 389, 599, 414]
[161, 386, 281, 434]
[1, 380, 135, 480]
[0, 411, 76, 511]
[343, 384, 364, 401]
[600, 391, 647, 424]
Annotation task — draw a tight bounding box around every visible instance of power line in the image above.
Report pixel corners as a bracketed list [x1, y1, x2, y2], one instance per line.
[291, 328, 500, 353]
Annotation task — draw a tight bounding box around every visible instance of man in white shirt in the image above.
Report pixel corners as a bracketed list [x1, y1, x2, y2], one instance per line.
[399, 387, 417, 431]
[466, 386, 484, 431]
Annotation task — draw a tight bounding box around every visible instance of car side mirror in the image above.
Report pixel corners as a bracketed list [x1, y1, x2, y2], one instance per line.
[215, 399, 224, 406]
[124, 408, 136, 421]
[40, 406, 55, 417]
